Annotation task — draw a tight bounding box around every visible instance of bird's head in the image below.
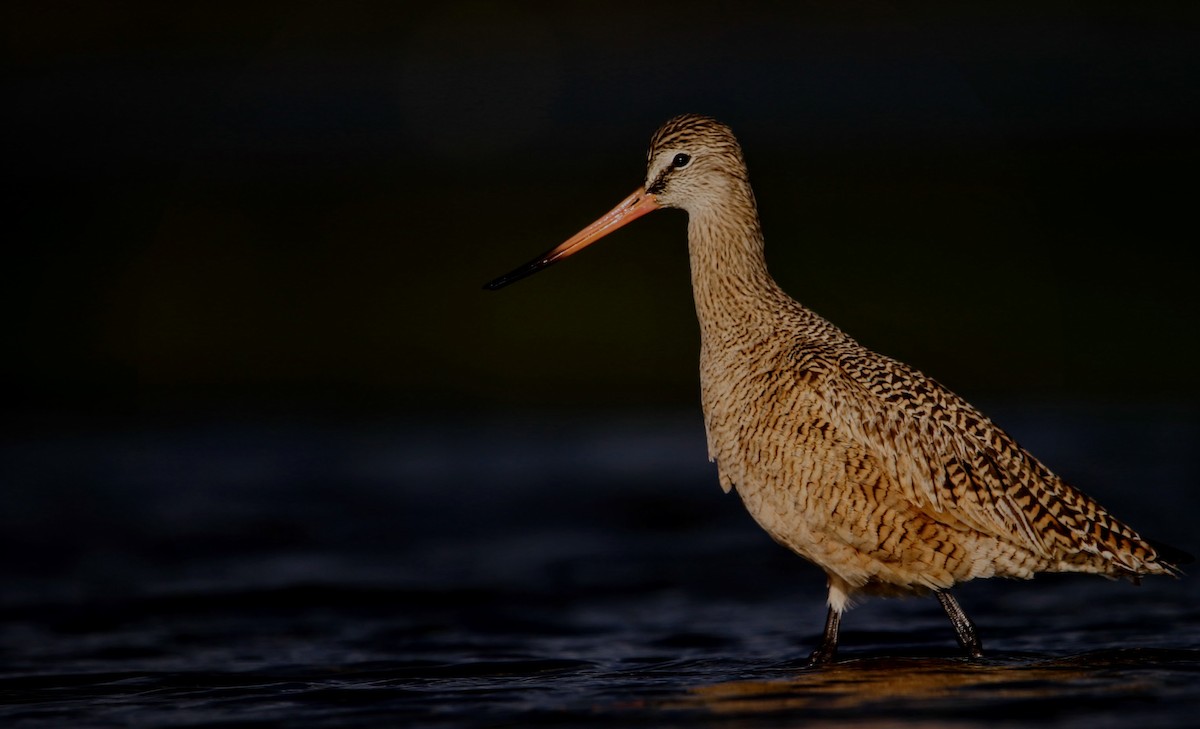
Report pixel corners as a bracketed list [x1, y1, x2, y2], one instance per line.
[484, 114, 743, 290]
[642, 114, 747, 214]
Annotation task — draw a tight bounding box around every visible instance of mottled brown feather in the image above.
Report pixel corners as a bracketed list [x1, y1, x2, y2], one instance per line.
[642, 114, 1180, 613]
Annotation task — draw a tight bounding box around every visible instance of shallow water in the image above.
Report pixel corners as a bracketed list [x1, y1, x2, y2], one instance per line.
[2, 406, 1198, 727]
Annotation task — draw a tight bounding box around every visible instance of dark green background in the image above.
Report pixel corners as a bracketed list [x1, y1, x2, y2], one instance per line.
[8, 3, 1199, 423]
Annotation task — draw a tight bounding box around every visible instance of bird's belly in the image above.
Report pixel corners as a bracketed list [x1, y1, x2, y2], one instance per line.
[713, 425, 1039, 595]
[731, 469, 961, 594]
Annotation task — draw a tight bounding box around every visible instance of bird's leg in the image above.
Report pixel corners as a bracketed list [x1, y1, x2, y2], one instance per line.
[808, 606, 841, 665]
[936, 591, 984, 658]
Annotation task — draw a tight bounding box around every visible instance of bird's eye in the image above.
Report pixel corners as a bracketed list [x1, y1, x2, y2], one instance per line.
[671, 153, 691, 169]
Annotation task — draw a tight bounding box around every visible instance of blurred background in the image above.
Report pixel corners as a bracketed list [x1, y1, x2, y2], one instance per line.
[3, 8, 1200, 723]
[6, 1, 1199, 425]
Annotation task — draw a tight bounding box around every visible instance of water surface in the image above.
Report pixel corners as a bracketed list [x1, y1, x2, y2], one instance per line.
[2, 406, 1197, 727]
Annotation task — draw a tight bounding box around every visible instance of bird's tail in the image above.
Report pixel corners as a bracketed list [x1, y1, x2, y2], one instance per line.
[1146, 538, 1193, 577]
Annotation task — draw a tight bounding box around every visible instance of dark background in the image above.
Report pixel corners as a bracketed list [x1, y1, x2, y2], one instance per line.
[4, 6, 1200, 725]
[6, 2, 1199, 426]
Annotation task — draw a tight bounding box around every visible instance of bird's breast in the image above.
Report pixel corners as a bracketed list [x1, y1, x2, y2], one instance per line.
[698, 335, 828, 493]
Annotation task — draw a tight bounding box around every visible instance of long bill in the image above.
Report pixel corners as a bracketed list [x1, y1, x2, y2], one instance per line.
[484, 187, 660, 290]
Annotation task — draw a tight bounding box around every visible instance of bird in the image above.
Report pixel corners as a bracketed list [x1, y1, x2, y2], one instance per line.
[484, 114, 1186, 664]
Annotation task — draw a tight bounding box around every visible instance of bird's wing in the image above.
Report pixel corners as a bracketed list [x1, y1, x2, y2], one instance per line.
[800, 346, 1155, 572]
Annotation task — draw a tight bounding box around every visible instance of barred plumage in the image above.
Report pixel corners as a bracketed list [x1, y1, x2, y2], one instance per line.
[485, 113, 1185, 663]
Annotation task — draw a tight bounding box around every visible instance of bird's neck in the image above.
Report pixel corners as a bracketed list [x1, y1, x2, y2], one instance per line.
[686, 192, 797, 344]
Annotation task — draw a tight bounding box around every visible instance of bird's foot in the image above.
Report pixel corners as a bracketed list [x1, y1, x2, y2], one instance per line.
[937, 591, 985, 660]
[807, 643, 838, 667]
[961, 642, 985, 660]
[806, 604, 843, 666]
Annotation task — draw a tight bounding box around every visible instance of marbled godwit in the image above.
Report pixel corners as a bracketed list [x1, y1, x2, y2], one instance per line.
[485, 114, 1185, 663]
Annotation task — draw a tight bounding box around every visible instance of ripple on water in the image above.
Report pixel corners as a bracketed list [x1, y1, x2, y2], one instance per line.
[667, 649, 1200, 724]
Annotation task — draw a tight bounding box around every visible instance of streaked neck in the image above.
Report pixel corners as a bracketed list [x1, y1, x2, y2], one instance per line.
[687, 192, 794, 341]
